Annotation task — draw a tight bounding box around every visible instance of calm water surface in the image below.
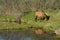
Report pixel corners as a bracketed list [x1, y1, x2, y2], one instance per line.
[0, 29, 59, 40]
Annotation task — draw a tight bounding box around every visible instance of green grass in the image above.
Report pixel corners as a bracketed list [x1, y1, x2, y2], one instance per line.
[0, 10, 60, 39]
[0, 10, 60, 31]
[22, 10, 60, 31]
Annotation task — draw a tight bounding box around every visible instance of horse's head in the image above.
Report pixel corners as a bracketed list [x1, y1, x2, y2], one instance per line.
[46, 16, 50, 20]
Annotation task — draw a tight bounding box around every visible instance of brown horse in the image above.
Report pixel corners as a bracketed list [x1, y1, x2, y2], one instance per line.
[35, 10, 50, 22]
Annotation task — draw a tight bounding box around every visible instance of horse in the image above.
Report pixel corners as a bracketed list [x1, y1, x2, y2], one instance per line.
[35, 10, 50, 22]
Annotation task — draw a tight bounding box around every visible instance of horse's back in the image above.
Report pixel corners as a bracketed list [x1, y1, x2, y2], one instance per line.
[35, 12, 45, 17]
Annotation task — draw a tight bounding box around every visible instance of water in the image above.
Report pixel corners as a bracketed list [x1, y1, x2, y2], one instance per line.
[0, 29, 59, 40]
[8, 30, 34, 40]
[0, 36, 4, 40]
[21, 37, 32, 40]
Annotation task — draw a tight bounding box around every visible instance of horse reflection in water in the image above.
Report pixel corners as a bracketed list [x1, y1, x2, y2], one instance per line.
[33, 27, 56, 40]
[34, 27, 45, 35]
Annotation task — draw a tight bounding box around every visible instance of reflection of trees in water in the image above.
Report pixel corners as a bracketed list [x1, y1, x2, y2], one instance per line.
[0, 30, 8, 40]
[0, 29, 59, 40]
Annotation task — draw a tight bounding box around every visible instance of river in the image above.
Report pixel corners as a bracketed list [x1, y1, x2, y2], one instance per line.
[0, 29, 59, 40]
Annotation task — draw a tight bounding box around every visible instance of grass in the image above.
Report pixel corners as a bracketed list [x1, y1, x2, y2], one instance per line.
[0, 10, 60, 39]
[0, 9, 60, 31]
[22, 9, 60, 31]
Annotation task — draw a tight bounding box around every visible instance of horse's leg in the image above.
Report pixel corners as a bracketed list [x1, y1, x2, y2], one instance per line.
[40, 17, 45, 22]
[41, 17, 45, 20]
[42, 17, 45, 20]
[35, 16, 37, 22]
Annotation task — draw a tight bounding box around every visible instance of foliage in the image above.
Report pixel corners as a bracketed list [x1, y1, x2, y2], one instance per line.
[0, 0, 60, 16]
